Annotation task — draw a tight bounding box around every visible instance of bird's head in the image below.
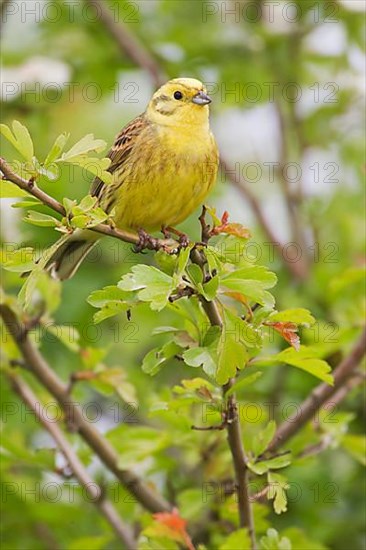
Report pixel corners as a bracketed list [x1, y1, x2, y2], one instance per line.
[146, 78, 212, 127]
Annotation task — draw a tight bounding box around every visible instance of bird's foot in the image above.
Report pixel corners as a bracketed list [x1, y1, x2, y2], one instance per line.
[133, 228, 160, 253]
[161, 226, 190, 249]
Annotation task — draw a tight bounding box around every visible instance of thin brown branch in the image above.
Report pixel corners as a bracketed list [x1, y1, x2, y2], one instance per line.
[322, 373, 365, 411]
[224, 382, 257, 549]
[296, 372, 364, 461]
[85, 0, 166, 87]
[190, 244, 256, 548]
[0, 304, 171, 514]
[267, 327, 366, 454]
[8, 373, 136, 548]
[0, 157, 173, 251]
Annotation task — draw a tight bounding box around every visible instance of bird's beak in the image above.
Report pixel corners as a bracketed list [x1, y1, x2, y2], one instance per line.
[192, 91, 212, 105]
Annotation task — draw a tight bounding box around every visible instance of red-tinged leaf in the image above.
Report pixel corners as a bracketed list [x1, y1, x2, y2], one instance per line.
[268, 322, 300, 351]
[221, 210, 230, 225]
[211, 211, 251, 239]
[153, 508, 195, 550]
[218, 222, 251, 239]
[153, 508, 186, 533]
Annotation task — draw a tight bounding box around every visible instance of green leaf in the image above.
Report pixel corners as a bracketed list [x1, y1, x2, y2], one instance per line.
[63, 197, 77, 215]
[225, 371, 263, 396]
[119, 265, 175, 311]
[268, 309, 315, 326]
[1, 247, 35, 272]
[183, 346, 215, 371]
[44, 132, 70, 165]
[186, 263, 203, 286]
[248, 453, 292, 475]
[252, 420, 276, 458]
[142, 341, 182, 375]
[224, 266, 277, 287]
[176, 245, 192, 275]
[182, 325, 220, 378]
[0, 180, 28, 198]
[341, 434, 366, 466]
[215, 310, 250, 385]
[87, 285, 136, 323]
[11, 199, 42, 209]
[202, 275, 219, 300]
[58, 134, 112, 185]
[219, 529, 251, 550]
[216, 327, 248, 385]
[255, 346, 333, 385]
[18, 234, 70, 308]
[69, 197, 109, 228]
[0, 120, 34, 161]
[222, 267, 277, 307]
[23, 211, 60, 227]
[204, 245, 222, 273]
[267, 472, 289, 514]
[74, 195, 98, 213]
[183, 322, 235, 384]
[260, 528, 292, 550]
[61, 133, 107, 159]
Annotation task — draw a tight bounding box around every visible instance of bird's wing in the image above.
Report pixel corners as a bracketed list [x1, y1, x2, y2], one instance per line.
[90, 114, 146, 199]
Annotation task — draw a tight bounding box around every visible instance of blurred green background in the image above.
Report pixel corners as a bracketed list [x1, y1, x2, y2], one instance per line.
[1, 1, 365, 549]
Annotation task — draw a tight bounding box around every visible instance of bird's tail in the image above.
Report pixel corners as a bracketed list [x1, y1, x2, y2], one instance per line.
[45, 230, 99, 280]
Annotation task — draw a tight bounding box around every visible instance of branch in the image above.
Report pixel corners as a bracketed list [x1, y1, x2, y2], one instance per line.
[267, 327, 366, 454]
[8, 372, 137, 549]
[85, 0, 166, 87]
[190, 246, 256, 549]
[0, 157, 174, 251]
[224, 383, 256, 549]
[0, 304, 172, 514]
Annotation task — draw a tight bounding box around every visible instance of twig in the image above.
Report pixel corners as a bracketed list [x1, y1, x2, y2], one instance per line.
[8, 372, 137, 548]
[267, 327, 366, 454]
[190, 248, 256, 547]
[85, 0, 166, 87]
[189, 233, 256, 547]
[224, 382, 256, 548]
[0, 304, 172, 514]
[0, 157, 173, 251]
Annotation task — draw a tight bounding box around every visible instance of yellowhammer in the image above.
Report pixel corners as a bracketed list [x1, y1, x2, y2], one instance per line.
[47, 78, 219, 279]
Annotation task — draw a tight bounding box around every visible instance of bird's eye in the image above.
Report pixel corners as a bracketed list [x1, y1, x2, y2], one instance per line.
[173, 91, 183, 100]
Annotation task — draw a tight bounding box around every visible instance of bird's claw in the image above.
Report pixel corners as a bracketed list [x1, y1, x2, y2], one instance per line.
[133, 229, 159, 253]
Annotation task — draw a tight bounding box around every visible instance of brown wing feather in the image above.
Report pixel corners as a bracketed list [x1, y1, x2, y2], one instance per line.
[90, 114, 146, 198]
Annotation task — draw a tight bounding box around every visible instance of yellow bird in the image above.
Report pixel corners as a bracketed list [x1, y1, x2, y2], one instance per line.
[47, 78, 219, 280]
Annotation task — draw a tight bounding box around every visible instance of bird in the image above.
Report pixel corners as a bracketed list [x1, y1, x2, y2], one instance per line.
[46, 78, 219, 280]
